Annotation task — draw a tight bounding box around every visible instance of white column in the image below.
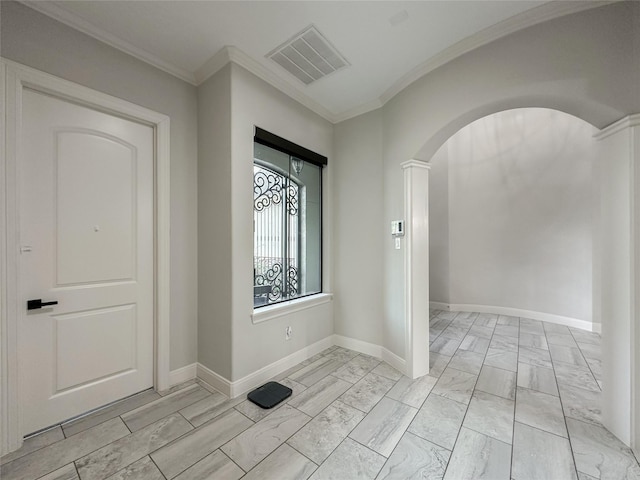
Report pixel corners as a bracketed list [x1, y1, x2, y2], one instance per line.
[594, 114, 639, 451]
[402, 159, 431, 379]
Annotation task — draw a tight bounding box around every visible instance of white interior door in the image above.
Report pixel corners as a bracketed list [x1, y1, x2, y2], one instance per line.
[19, 89, 154, 434]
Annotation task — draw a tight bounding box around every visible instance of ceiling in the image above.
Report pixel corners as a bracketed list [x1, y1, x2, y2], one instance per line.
[24, 1, 605, 123]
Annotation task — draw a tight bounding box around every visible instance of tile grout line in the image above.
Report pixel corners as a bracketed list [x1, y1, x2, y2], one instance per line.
[405, 416, 455, 453]
[288, 361, 404, 476]
[6, 318, 618, 480]
[568, 328, 602, 392]
[548, 324, 582, 480]
[440, 311, 493, 480]
[240, 355, 360, 470]
[0, 429, 66, 467]
[72, 461, 82, 480]
[147, 455, 169, 480]
[348, 370, 427, 472]
[284, 439, 321, 468]
[3, 417, 139, 480]
[223, 449, 248, 476]
[509, 317, 521, 480]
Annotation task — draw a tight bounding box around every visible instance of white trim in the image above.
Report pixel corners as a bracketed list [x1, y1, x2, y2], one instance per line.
[155, 114, 172, 392]
[592, 323, 602, 335]
[430, 302, 596, 332]
[401, 159, 432, 171]
[197, 334, 408, 400]
[331, 98, 384, 125]
[225, 47, 335, 122]
[631, 123, 640, 456]
[197, 335, 334, 398]
[429, 302, 451, 311]
[230, 336, 333, 398]
[0, 59, 171, 453]
[20, 1, 197, 85]
[594, 114, 640, 141]
[169, 364, 197, 387]
[331, 335, 407, 376]
[381, 348, 407, 375]
[0, 59, 22, 457]
[402, 160, 432, 379]
[198, 46, 336, 122]
[0, 59, 5, 454]
[377, 1, 614, 108]
[194, 47, 232, 85]
[251, 293, 333, 324]
[332, 335, 383, 359]
[20, 1, 609, 125]
[196, 364, 232, 398]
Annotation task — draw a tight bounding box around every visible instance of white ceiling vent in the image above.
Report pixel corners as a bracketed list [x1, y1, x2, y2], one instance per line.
[267, 25, 349, 85]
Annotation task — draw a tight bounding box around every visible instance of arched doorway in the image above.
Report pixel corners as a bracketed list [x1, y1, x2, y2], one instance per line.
[429, 108, 596, 328]
[402, 106, 639, 453]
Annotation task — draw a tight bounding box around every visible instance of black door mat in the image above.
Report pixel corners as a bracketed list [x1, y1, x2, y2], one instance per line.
[247, 381, 292, 409]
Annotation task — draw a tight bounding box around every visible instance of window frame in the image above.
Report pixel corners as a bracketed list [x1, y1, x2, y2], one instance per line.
[253, 128, 327, 311]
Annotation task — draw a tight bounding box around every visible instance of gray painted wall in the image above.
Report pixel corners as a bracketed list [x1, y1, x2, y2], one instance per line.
[197, 65, 233, 378]
[4, 4, 639, 436]
[374, 2, 639, 357]
[333, 110, 384, 346]
[1, 1, 199, 370]
[229, 64, 334, 380]
[429, 108, 596, 322]
[428, 147, 450, 305]
[196, 63, 335, 381]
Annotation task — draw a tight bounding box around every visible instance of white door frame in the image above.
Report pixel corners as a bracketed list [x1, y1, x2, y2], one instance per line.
[0, 59, 171, 455]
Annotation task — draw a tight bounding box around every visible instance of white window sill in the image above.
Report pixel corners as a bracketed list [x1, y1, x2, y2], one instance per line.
[251, 293, 333, 324]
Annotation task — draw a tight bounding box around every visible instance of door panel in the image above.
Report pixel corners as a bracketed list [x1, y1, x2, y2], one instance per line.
[56, 130, 136, 285]
[54, 305, 136, 391]
[20, 89, 154, 433]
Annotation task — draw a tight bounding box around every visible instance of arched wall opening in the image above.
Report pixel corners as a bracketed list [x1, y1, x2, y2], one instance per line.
[331, 1, 639, 454]
[427, 108, 598, 330]
[402, 104, 639, 453]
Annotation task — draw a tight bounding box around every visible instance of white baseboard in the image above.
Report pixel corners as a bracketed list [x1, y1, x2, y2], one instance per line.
[197, 335, 334, 398]
[195, 334, 411, 399]
[332, 334, 382, 358]
[430, 302, 595, 332]
[169, 363, 197, 387]
[429, 302, 450, 311]
[332, 334, 406, 375]
[381, 348, 407, 374]
[230, 336, 334, 398]
[592, 323, 602, 334]
[196, 363, 233, 397]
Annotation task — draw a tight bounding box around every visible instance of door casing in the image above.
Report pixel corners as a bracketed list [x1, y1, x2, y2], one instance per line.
[0, 58, 171, 455]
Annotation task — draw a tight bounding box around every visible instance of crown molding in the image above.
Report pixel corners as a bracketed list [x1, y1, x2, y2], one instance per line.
[194, 47, 232, 85]
[21, 0, 615, 125]
[199, 46, 338, 123]
[594, 114, 640, 140]
[378, 0, 616, 107]
[331, 98, 385, 124]
[20, 1, 198, 85]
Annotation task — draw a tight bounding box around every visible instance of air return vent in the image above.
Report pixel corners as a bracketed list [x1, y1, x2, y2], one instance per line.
[267, 25, 350, 85]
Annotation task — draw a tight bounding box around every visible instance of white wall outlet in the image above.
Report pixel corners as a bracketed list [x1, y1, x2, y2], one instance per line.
[285, 326, 292, 340]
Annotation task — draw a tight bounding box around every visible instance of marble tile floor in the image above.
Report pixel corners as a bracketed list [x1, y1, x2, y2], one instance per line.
[2, 310, 640, 480]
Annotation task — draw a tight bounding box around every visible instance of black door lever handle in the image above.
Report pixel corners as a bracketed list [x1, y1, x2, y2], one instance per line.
[27, 299, 58, 310]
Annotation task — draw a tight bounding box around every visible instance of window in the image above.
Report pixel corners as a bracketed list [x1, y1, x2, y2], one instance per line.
[253, 128, 326, 307]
